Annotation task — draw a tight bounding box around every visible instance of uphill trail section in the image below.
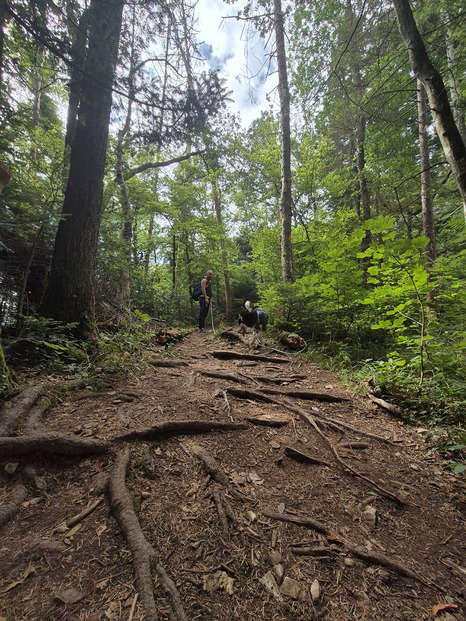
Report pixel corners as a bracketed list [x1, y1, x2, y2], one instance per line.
[0, 329, 464, 621]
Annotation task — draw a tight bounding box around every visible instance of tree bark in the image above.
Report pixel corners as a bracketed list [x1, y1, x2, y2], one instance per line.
[212, 176, 233, 318]
[417, 80, 436, 263]
[273, 0, 293, 283]
[64, 7, 91, 154]
[39, 0, 125, 338]
[393, 0, 466, 219]
[445, 28, 466, 147]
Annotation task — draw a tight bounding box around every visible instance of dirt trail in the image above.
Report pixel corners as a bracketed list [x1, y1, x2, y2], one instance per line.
[0, 329, 465, 620]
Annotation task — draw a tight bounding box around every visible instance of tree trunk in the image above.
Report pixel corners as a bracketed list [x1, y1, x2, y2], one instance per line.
[64, 7, 90, 154]
[273, 0, 293, 283]
[417, 80, 436, 263]
[39, 0, 124, 339]
[445, 30, 466, 147]
[212, 177, 232, 319]
[0, 0, 6, 96]
[392, 0, 466, 219]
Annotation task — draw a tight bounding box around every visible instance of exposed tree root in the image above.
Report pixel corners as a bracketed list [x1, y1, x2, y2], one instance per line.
[226, 387, 401, 502]
[190, 444, 231, 487]
[197, 369, 253, 384]
[263, 510, 436, 590]
[247, 416, 290, 427]
[211, 486, 230, 536]
[0, 433, 109, 458]
[210, 350, 290, 363]
[284, 446, 331, 467]
[108, 448, 187, 621]
[112, 420, 247, 442]
[191, 444, 248, 501]
[0, 477, 27, 530]
[0, 383, 46, 436]
[226, 387, 394, 445]
[260, 387, 350, 403]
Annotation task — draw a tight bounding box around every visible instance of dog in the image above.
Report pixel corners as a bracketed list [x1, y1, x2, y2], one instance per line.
[238, 301, 269, 346]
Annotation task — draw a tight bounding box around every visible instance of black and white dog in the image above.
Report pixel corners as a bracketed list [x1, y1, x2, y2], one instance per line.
[238, 301, 269, 345]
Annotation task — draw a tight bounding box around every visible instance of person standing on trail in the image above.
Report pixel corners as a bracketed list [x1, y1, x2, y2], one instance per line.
[198, 270, 213, 333]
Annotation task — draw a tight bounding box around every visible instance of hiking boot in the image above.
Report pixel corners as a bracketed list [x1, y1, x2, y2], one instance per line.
[199, 328, 209, 333]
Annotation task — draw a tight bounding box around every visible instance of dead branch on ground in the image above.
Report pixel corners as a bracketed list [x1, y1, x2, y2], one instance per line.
[368, 393, 405, 417]
[109, 448, 187, 621]
[66, 496, 105, 528]
[112, 420, 247, 442]
[148, 359, 189, 368]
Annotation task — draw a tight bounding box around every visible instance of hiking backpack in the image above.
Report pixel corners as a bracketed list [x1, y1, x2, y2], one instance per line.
[192, 281, 202, 301]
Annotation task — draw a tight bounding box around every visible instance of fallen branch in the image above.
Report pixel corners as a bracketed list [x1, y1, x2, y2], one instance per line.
[147, 359, 189, 368]
[0, 433, 109, 458]
[368, 394, 405, 417]
[0, 383, 46, 436]
[66, 496, 104, 529]
[284, 446, 331, 467]
[210, 350, 290, 364]
[263, 510, 434, 589]
[112, 420, 247, 442]
[108, 448, 187, 621]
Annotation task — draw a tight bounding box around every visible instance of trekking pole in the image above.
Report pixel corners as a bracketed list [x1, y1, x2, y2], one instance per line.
[210, 301, 215, 332]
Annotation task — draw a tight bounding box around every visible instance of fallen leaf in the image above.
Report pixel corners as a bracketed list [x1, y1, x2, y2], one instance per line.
[432, 603, 459, 616]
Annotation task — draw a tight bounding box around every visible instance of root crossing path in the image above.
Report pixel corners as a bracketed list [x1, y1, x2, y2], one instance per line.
[0, 330, 465, 620]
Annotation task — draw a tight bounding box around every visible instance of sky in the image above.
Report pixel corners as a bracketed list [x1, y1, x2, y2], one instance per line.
[196, 0, 277, 127]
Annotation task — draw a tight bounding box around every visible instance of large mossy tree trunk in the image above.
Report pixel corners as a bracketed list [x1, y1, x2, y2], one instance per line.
[40, 0, 124, 339]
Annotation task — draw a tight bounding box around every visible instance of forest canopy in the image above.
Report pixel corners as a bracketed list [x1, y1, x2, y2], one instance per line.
[0, 0, 465, 435]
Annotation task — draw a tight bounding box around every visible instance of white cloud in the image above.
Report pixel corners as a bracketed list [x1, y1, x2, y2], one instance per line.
[196, 0, 277, 127]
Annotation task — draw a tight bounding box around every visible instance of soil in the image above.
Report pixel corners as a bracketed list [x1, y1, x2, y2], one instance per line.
[0, 329, 465, 621]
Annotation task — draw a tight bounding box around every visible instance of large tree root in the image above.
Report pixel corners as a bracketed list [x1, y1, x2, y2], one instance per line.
[260, 387, 350, 403]
[0, 383, 46, 436]
[263, 510, 437, 590]
[0, 433, 109, 458]
[210, 350, 290, 363]
[108, 448, 187, 621]
[0, 478, 27, 530]
[112, 420, 247, 442]
[196, 369, 253, 385]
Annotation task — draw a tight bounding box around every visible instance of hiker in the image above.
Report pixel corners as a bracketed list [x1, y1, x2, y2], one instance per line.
[198, 269, 213, 333]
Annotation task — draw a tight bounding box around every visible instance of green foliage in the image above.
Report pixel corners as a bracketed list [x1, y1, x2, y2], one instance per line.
[4, 316, 86, 369]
